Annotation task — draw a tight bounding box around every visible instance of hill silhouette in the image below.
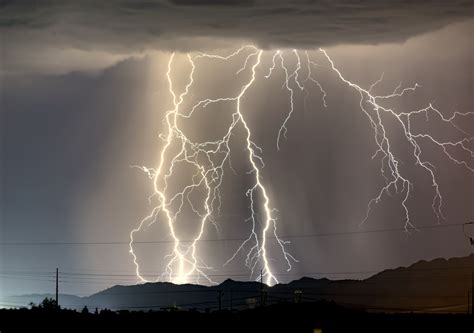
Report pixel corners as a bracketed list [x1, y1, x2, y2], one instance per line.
[3, 254, 473, 313]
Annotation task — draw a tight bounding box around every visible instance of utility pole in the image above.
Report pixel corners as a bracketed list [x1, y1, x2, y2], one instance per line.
[230, 289, 233, 312]
[55, 268, 59, 308]
[260, 269, 264, 307]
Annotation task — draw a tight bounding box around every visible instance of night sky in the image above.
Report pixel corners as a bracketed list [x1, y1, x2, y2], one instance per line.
[1, 1, 473, 297]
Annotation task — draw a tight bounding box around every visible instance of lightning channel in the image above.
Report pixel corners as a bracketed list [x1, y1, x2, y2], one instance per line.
[129, 47, 473, 287]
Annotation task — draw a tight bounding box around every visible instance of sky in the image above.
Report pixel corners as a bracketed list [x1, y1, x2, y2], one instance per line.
[1, 1, 473, 297]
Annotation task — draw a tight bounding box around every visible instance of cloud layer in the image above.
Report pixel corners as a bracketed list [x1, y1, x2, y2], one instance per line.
[1, 0, 473, 73]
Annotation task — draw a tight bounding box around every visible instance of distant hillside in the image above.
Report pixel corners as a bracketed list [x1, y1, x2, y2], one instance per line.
[2, 254, 472, 313]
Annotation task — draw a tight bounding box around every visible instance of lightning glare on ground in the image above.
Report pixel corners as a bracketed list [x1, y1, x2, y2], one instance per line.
[129, 46, 474, 286]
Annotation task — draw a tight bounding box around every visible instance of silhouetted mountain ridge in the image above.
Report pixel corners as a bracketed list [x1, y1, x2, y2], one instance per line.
[3, 254, 472, 313]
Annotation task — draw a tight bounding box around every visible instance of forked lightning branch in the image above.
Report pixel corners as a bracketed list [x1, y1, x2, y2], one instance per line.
[129, 46, 474, 286]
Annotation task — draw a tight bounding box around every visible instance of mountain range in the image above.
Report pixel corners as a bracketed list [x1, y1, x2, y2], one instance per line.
[3, 254, 472, 313]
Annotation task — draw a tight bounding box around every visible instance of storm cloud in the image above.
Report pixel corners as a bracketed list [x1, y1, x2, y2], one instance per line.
[1, 0, 473, 73]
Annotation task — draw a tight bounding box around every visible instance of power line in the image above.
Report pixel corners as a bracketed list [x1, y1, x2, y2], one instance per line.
[1, 272, 471, 287]
[0, 274, 55, 283]
[0, 265, 472, 280]
[0, 222, 466, 246]
[54, 274, 474, 285]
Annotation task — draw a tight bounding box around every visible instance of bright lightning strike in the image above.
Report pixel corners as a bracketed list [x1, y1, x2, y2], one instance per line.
[318, 48, 473, 229]
[130, 46, 474, 286]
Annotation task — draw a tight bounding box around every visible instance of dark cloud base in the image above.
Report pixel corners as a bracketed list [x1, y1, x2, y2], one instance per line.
[1, 0, 473, 73]
[1, 0, 473, 52]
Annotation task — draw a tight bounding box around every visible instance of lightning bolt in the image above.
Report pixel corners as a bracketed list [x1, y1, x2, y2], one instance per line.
[318, 48, 474, 230]
[130, 47, 298, 286]
[129, 46, 473, 286]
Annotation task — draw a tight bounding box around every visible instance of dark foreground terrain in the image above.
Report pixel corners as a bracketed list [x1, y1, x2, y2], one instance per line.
[0, 300, 472, 333]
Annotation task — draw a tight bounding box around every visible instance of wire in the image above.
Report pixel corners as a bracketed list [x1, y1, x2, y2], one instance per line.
[0, 222, 467, 246]
[1, 264, 472, 287]
[0, 274, 55, 283]
[3, 264, 473, 276]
